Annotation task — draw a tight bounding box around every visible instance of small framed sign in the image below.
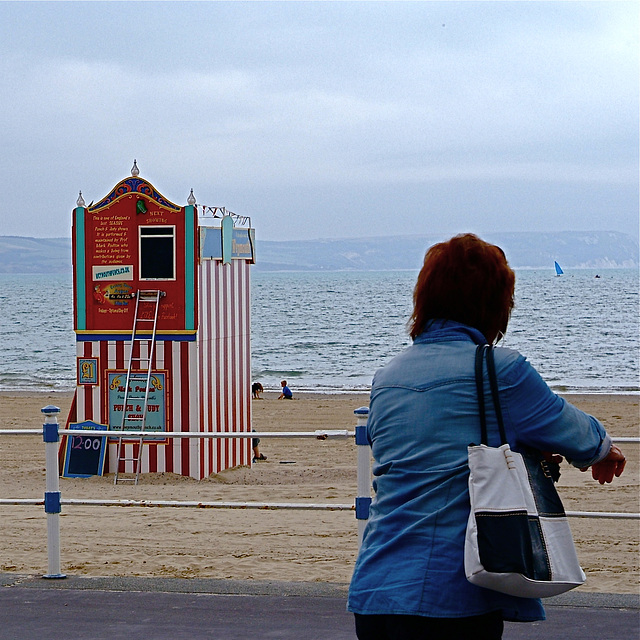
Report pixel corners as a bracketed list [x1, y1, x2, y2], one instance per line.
[62, 421, 107, 478]
[77, 357, 99, 385]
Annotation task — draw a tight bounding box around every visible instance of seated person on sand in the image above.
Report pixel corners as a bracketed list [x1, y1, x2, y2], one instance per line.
[252, 382, 264, 399]
[278, 380, 293, 400]
[252, 430, 267, 462]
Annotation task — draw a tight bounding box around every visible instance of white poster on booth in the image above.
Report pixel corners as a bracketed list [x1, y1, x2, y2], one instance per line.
[92, 265, 134, 281]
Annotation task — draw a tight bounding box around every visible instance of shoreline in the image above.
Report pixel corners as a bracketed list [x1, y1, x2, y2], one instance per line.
[0, 391, 637, 593]
[2, 389, 639, 398]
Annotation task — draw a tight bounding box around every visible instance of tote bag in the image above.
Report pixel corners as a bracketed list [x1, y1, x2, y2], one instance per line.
[464, 345, 586, 598]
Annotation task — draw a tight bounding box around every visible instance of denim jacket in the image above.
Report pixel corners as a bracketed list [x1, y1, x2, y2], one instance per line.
[347, 320, 610, 622]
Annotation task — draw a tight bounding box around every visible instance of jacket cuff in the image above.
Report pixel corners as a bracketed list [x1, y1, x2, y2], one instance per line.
[569, 434, 612, 469]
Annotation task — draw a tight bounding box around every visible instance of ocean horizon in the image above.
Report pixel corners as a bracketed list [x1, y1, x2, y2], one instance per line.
[1, 268, 638, 395]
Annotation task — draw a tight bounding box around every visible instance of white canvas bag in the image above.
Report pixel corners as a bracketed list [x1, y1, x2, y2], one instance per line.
[464, 345, 585, 598]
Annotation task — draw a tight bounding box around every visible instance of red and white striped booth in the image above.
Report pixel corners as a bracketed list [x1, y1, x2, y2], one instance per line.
[67, 166, 255, 479]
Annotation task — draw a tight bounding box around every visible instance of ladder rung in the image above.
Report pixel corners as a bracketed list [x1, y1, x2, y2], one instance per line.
[131, 357, 150, 361]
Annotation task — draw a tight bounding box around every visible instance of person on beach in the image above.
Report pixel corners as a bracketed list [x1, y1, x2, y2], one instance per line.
[278, 380, 293, 400]
[252, 430, 267, 462]
[347, 233, 626, 640]
[252, 382, 264, 399]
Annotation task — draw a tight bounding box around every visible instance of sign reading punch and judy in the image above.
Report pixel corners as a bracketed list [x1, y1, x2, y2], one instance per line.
[107, 371, 167, 437]
[66, 162, 257, 479]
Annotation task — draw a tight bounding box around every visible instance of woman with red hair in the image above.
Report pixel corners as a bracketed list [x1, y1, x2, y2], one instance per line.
[348, 234, 625, 639]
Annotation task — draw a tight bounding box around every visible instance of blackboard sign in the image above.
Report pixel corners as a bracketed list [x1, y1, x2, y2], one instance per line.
[62, 421, 107, 478]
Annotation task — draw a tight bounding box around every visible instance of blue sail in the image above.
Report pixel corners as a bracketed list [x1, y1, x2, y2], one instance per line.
[554, 261, 564, 276]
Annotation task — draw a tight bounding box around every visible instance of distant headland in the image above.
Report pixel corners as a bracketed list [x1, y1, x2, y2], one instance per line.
[0, 231, 638, 273]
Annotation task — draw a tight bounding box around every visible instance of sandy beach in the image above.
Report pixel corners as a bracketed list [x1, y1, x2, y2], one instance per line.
[0, 391, 637, 594]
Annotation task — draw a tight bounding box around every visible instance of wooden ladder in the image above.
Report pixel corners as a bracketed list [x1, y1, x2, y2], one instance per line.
[114, 290, 163, 485]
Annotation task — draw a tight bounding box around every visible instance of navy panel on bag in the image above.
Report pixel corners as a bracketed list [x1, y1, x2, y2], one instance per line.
[476, 510, 534, 576]
[476, 511, 553, 582]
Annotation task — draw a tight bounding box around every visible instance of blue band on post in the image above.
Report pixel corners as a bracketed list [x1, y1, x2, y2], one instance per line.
[43, 423, 59, 443]
[355, 425, 369, 446]
[41, 405, 61, 415]
[44, 492, 61, 514]
[355, 496, 372, 520]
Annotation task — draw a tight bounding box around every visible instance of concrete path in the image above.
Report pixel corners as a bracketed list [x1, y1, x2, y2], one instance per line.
[0, 574, 637, 639]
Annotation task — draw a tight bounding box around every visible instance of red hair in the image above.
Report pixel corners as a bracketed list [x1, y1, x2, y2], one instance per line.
[409, 234, 515, 343]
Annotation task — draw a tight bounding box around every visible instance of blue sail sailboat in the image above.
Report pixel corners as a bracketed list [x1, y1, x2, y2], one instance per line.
[554, 261, 564, 276]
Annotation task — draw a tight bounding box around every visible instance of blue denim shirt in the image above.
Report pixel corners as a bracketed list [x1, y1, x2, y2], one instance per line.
[347, 321, 610, 622]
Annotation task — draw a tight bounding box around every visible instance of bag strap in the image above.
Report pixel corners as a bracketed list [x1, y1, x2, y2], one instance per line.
[475, 344, 508, 446]
[486, 346, 508, 445]
[474, 345, 489, 445]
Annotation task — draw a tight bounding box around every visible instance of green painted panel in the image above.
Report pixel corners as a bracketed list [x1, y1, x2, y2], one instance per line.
[185, 205, 195, 330]
[75, 207, 86, 331]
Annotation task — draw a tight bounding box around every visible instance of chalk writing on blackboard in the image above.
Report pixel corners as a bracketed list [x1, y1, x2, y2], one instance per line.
[62, 421, 107, 478]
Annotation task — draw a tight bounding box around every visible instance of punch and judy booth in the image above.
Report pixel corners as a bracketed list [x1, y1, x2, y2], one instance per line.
[68, 163, 256, 480]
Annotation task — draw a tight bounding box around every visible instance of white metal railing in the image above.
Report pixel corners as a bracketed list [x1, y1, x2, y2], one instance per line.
[1, 405, 637, 579]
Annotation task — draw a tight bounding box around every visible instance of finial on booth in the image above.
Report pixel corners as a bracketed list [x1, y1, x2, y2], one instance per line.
[131, 159, 140, 176]
[76, 191, 86, 207]
[187, 189, 196, 206]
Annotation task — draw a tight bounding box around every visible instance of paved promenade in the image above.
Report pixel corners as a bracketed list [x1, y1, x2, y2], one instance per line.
[0, 574, 637, 639]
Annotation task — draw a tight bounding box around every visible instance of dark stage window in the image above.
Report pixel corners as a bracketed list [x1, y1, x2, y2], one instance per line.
[140, 226, 175, 280]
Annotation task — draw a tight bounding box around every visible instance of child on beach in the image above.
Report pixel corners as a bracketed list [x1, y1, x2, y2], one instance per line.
[278, 380, 293, 400]
[252, 382, 264, 399]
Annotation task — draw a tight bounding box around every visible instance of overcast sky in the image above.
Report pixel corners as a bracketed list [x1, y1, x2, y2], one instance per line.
[0, 1, 637, 242]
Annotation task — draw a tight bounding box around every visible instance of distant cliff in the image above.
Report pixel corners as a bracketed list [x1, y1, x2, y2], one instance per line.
[0, 236, 73, 273]
[254, 231, 639, 271]
[0, 231, 638, 273]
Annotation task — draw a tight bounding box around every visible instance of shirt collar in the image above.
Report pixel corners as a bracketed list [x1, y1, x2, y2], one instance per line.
[413, 320, 487, 345]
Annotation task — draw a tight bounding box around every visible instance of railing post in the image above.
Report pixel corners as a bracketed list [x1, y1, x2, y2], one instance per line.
[41, 405, 65, 579]
[354, 406, 371, 548]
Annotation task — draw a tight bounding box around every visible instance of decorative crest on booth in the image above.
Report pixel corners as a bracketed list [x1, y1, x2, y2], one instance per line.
[87, 161, 181, 214]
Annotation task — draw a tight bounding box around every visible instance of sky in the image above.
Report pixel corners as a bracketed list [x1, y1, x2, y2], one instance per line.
[0, 1, 637, 242]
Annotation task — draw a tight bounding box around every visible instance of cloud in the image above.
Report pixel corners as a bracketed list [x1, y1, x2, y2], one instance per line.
[0, 1, 636, 240]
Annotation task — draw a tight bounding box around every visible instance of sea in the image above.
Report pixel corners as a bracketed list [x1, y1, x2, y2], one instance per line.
[0, 269, 638, 395]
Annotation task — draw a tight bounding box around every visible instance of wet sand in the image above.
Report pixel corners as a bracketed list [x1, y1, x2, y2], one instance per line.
[0, 391, 637, 593]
